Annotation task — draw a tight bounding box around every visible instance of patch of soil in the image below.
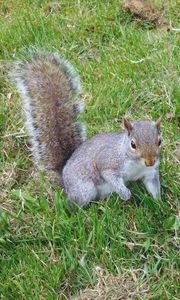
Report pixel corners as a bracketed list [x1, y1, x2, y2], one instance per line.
[122, 0, 163, 25]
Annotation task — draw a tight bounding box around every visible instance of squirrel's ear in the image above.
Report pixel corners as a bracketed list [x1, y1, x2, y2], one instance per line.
[156, 117, 161, 130]
[123, 118, 133, 135]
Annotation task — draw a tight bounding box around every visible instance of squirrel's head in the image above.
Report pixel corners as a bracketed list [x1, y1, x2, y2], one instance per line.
[123, 118, 162, 167]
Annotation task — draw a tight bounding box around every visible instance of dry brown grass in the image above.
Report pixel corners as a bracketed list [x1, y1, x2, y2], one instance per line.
[70, 267, 154, 300]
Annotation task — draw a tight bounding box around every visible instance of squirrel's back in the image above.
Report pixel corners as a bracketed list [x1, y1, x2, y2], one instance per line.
[11, 50, 85, 173]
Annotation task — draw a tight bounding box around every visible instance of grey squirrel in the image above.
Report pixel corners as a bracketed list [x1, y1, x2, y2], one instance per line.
[12, 49, 162, 207]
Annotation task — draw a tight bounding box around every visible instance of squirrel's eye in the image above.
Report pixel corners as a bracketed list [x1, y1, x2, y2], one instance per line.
[158, 139, 162, 146]
[131, 140, 136, 149]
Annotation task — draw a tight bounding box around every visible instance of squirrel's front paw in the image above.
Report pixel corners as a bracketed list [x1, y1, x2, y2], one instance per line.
[119, 188, 131, 201]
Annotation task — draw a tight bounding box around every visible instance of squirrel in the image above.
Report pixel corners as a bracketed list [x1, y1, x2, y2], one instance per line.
[11, 49, 162, 207]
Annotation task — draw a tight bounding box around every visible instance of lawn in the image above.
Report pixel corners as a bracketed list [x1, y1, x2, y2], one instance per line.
[0, 0, 179, 299]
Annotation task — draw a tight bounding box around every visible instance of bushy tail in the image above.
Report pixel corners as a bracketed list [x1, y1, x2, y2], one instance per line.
[11, 49, 86, 174]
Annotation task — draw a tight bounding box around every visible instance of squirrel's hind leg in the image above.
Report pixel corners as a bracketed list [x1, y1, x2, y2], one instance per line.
[65, 180, 98, 208]
[96, 182, 114, 200]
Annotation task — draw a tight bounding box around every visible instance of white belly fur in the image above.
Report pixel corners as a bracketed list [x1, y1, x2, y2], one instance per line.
[123, 160, 156, 182]
[97, 182, 114, 199]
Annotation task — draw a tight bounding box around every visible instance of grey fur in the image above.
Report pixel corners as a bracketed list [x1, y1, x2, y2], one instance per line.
[11, 50, 161, 206]
[11, 49, 85, 177]
[63, 124, 161, 206]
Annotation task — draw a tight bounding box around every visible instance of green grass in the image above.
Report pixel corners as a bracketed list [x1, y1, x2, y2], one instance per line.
[0, 0, 179, 299]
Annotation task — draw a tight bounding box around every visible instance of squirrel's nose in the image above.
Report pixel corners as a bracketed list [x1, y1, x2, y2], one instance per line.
[144, 158, 156, 167]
